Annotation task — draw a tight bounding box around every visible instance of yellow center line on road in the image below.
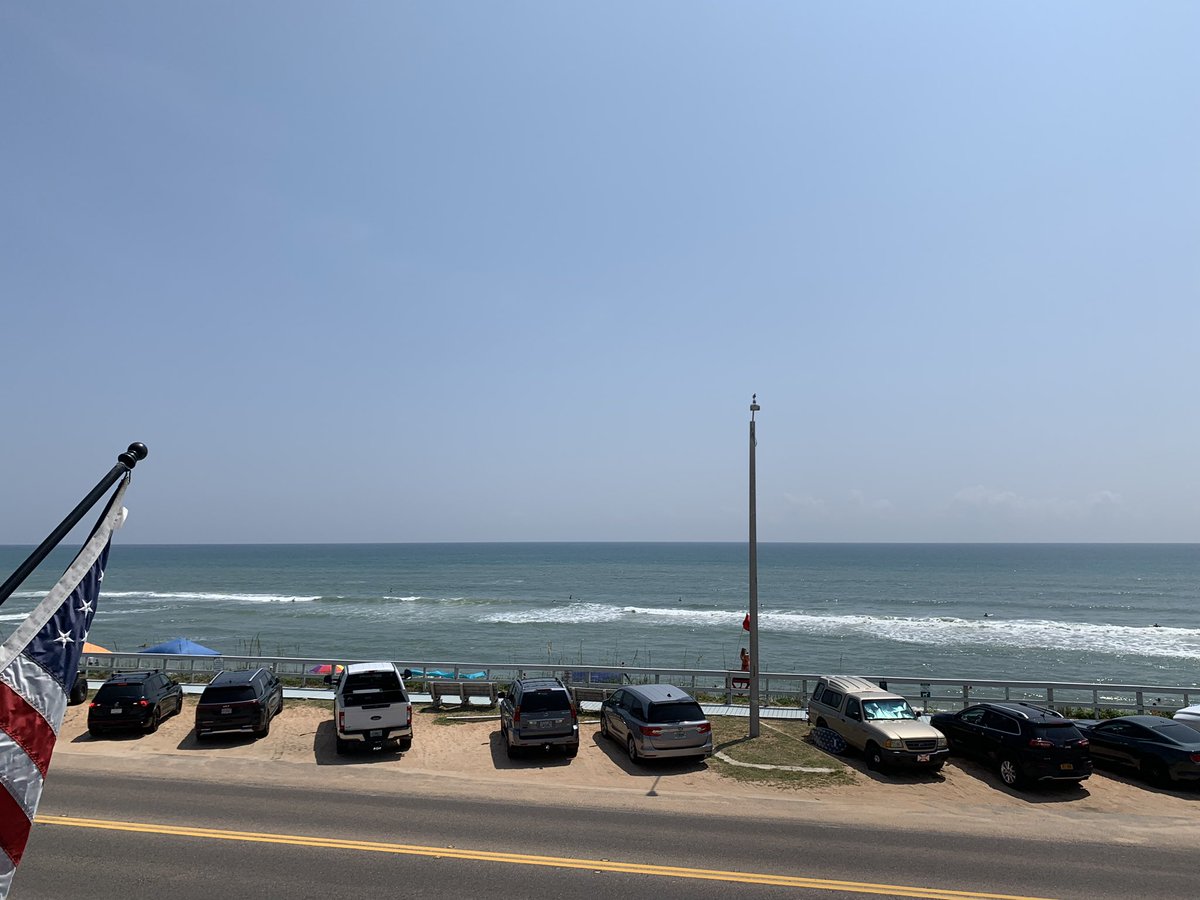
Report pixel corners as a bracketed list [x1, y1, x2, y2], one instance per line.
[39, 815, 1056, 900]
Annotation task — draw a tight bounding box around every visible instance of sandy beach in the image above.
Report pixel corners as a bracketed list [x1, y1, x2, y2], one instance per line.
[50, 698, 1200, 850]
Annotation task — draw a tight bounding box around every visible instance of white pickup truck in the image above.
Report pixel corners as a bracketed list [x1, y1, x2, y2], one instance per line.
[327, 661, 413, 754]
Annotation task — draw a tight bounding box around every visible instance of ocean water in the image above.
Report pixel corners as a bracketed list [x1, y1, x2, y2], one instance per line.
[1, 543, 1198, 687]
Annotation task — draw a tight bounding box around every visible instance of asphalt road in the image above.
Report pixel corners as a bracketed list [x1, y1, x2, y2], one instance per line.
[18, 771, 1192, 900]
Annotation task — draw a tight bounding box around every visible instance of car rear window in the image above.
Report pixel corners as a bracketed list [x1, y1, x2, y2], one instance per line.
[647, 701, 705, 724]
[343, 671, 406, 706]
[521, 690, 571, 712]
[95, 683, 144, 701]
[1153, 723, 1198, 742]
[201, 685, 256, 704]
[1034, 723, 1083, 742]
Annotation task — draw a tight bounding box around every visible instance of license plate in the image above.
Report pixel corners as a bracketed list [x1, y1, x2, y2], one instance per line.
[1060, 762, 1074, 771]
[111, 708, 122, 715]
[369, 729, 383, 738]
[917, 753, 931, 762]
[221, 706, 232, 715]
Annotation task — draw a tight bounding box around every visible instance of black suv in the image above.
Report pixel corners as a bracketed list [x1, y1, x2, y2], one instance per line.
[931, 702, 1092, 788]
[87, 671, 183, 737]
[195, 668, 283, 740]
[498, 677, 579, 758]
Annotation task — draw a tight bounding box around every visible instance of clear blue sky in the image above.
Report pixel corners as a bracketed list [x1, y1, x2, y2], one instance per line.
[2, 4, 1197, 544]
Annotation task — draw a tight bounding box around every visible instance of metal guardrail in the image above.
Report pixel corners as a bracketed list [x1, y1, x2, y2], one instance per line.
[78, 652, 1198, 717]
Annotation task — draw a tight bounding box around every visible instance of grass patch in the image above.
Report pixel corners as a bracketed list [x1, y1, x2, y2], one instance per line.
[708, 716, 855, 789]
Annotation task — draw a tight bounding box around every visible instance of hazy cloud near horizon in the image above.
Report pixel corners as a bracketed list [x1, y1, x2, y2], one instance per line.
[1, 4, 1196, 544]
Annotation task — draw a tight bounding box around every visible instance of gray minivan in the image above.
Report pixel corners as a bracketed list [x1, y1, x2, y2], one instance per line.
[599, 684, 712, 763]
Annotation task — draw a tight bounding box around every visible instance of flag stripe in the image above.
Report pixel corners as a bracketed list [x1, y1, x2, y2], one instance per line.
[0, 681, 53, 776]
[1, 655, 65, 739]
[0, 731, 43, 821]
[0, 778, 31, 867]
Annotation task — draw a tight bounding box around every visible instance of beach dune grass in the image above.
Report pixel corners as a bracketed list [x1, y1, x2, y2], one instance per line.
[708, 716, 855, 788]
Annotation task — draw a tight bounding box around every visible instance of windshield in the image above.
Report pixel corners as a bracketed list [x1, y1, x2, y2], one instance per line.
[521, 690, 571, 713]
[862, 699, 918, 720]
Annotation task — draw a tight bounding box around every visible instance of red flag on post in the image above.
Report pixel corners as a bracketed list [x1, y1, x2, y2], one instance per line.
[742, 613, 750, 631]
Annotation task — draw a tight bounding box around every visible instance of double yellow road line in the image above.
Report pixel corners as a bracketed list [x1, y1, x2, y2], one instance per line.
[40, 815, 1055, 900]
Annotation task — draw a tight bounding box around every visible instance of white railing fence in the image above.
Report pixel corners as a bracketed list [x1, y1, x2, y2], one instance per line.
[79, 652, 1197, 717]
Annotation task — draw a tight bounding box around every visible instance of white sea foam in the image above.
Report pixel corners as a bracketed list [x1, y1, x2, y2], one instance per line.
[101, 590, 319, 604]
[499, 605, 1200, 661]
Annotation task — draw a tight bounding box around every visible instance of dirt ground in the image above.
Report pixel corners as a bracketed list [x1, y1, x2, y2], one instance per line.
[53, 699, 1200, 848]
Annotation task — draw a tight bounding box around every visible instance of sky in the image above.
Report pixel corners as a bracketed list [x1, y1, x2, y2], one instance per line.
[1, 3, 1197, 544]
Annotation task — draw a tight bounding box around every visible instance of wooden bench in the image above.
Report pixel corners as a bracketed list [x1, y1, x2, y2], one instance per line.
[429, 680, 498, 709]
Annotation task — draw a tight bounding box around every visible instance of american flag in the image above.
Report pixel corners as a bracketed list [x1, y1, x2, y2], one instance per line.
[0, 477, 128, 899]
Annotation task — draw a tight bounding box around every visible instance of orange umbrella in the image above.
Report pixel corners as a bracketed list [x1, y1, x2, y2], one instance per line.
[83, 641, 110, 653]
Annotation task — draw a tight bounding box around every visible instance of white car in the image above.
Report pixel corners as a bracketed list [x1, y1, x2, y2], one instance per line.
[1173, 705, 1200, 732]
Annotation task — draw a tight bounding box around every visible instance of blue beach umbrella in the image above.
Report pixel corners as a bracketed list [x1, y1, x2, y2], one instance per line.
[137, 637, 220, 656]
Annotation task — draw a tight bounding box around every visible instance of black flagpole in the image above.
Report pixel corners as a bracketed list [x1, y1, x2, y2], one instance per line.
[0, 442, 148, 609]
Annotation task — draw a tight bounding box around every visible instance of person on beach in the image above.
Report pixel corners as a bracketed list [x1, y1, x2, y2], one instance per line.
[740, 647, 750, 672]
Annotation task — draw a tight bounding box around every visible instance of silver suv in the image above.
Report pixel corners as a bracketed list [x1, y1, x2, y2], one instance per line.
[808, 675, 948, 772]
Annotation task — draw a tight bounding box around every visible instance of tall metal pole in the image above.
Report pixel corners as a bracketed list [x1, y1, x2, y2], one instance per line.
[0, 442, 148, 608]
[748, 394, 760, 738]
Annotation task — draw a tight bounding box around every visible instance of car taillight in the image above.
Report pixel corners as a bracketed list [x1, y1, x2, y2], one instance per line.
[640, 725, 662, 737]
[338, 710, 344, 730]
[138, 699, 150, 707]
[1076, 738, 1089, 748]
[88, 702, 97, 709]
[1190, 753, 1200, 764]
[405, 703, 412, 726]
[570, 705, 578, 722]
[513, 707, 521, 725]
[1028, 738, 1052, 749]
[698, 722, 712, 734]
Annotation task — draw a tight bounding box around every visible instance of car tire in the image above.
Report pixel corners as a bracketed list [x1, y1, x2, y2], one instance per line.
[69, 676, 88, 706]
[505, 737, 517, 759]
[865, 742, 883, 771]
[998, 756, 1022, 788]
[144, 707, 159, 734]
[1142, 759, 1171, 787]
[174, 694, 184, 718]
[564, 744, 579, 758]
[599, 716, 610, 739]
[627, 736, 640, 763]
[88, 726, 105, 739]
[929, 762, 945, 773]
[397, 738, 412, 752]
[257, 713, 271, 738]
[335, 736, 349, 755]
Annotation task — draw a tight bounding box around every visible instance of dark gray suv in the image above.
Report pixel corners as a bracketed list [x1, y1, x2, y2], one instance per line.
[498, 677, 579, 758]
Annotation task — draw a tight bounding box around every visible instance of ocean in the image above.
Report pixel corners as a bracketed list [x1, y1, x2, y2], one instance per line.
[1, 543, 1197, 687]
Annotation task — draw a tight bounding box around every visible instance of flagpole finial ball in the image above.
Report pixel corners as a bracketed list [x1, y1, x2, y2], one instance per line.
[118, 443, 149, 469]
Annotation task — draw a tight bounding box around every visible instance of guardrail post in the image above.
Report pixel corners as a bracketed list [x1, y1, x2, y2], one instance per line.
[1092, 688, 1100, 717]
[1135, 690, 1145, 713]
[1046, 687, 1054, 708]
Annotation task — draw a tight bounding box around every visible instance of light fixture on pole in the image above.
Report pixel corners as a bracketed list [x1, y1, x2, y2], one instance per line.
[748, 394, 761, 738]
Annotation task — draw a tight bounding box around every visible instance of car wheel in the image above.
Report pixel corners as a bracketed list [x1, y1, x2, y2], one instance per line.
[397, 738, 412, 752]
[335, 736, 349, 755]
[865, 742, 883, 771]
[929, 762, 945, 773]
[88, 726, 105, 739]
[144, 707, 159, 734]
[998, 756, 1022, 788]
[69, 676, 88, 706]
[1142, 759, 1171, 787]
[627, 736, 640, 763]
[599, 715, 609, 739]
[505, 736, 517, 759]
[564, 744, 579, 758]
[174, 694, 184, 717]
[257, 713, 271, 738]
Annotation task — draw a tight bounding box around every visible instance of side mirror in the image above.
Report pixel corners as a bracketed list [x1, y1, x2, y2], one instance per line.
[497, 690, 507, 700]
[323, 674, 332, 686]
[402, 668, 412, 679]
